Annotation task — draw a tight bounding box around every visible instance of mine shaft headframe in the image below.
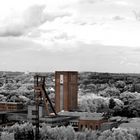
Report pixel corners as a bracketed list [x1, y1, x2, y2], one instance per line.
[34, 74, 47, 140]
[34, 74, 57, 116]
[34, 74, 48, 112]
[34, 74, 46, 88]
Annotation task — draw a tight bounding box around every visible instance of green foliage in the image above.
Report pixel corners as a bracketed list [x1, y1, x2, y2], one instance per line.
[79, 95, 108, 112]
[120, 92, 140, 104]
[1, 132, 15, 140]
[109, 98, 116, 109]
[2, 122, 34, 140]
[40, 124, 75, 140]
[97, 128, 137, 140]
[115, 81, 126, 89]
[2, 123, 140, 140]
[76, 127, 140, 140]
[76, 132, 86, 140]
[113, 105, 123, 116]
[99, 87, 120, 97]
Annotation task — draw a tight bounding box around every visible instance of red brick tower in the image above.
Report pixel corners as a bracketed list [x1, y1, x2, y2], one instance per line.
[55, 71, 78, 113]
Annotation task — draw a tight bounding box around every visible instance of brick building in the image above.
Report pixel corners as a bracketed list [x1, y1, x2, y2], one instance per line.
[0, 102, 23, 111]
[28, 105, 79, 127]
[55, 71, 78, 112]
[59, 111, 108, 131]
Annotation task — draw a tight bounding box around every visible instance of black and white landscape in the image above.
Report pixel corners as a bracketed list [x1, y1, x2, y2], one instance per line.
[0, 0, 140, 140]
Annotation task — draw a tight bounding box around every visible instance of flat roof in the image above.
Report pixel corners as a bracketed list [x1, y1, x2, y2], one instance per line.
[40, 115, 78, 122]
[55, 71, 78, 73]
[58, 111, 104, 120]
[0, 102, 23, 105]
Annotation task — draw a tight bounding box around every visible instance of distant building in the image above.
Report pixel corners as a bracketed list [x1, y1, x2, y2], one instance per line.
[0, 102, 23, 111]
[28, 105, 79, 128]
[27, 71, 113, 131]
[0, 102, 25, 123]
[55, 71, 78, 112]
[28, 105, 108, 131]
[100, 122, 118, 131]
[28, 105, 46, 124]
[59, 111, 108, 131]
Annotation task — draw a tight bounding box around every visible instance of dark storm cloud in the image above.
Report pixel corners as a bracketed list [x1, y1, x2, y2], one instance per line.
[0, 5, 71, 37]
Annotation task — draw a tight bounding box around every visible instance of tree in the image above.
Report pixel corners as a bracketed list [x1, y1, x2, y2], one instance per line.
[113, 105, 123, 116]
[7, 122, 34, 140]
[109, 98, 116, 109]
[40, 124, 75, 140]
[79, 95, 108, 113]
[120, 92, 138, 104]
[1, 132, 14, 140]
[115, 81, 126, 89]
[86, 84, 96, 93]
[99, 87, 120, 97]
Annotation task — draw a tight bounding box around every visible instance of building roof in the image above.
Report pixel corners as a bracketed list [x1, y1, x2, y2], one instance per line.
[109, 116, 128, 122]
[0, 102, 23, 105]
[55, 71, 78, 74]
[58, 111, 104, 120]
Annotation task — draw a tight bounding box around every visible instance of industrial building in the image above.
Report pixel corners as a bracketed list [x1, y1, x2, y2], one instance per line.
[28, 105, 79, 128]
[55, 71, 78, 112]
[0, 102, 23, 111]
[28, 105, 108, 131]
[0, 71, 113, 132]
[0, 102, 26, 124]
[27, 71, 109, 131]
[58, 111, 108, 131]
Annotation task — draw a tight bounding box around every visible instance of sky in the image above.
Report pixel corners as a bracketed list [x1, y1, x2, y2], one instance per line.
[0, 0, 140, 73]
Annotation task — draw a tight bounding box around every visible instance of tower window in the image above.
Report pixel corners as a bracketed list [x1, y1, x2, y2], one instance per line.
[90, 125, 92, 129]
[81, 125, 83, 130]
[96, 125, 98, 130]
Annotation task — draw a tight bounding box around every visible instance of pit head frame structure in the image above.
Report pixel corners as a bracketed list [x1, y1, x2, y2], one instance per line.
[34, 74, 57, 139]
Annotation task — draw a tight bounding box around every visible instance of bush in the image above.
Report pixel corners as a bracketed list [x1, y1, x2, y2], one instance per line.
[40, 124, 75, 140]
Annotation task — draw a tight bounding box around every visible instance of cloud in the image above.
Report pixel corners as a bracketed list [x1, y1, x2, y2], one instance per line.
[133, 10, 140, 21]
[0, 25, 26, 37]
[72, 19, 94, 26]
[23, 5, 47, 27]
[0, 36, 140, 73]
[54, 32, 74, 40]
[0, 5, 71, 37]
[80, 0, 104, 4]
[113, 16, 125, 21]
[126, 62, 139, 67]
[0, 37, 42, 52]
[113, 1, 131, 6]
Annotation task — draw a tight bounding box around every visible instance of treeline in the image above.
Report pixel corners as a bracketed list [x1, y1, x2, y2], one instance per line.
[79, 84, 140, 118]
[79, 72, 140, 85]
[1, 123, 140, 140]
[78, 72, 140, 118]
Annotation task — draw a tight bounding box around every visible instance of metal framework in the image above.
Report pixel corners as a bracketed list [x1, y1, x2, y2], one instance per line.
[34, 74, 57, 140]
